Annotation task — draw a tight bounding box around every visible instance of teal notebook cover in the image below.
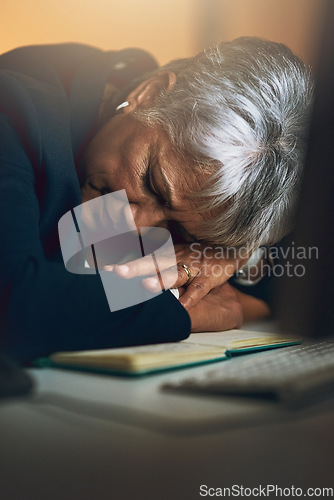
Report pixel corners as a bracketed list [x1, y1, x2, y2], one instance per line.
[34, 332, 301, 377]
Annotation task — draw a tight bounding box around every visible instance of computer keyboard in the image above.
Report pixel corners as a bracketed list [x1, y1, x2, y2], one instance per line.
[162, 341, 334, 404]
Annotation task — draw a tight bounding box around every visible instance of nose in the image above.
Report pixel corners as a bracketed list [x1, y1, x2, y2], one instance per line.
[129, 202, 168, 229]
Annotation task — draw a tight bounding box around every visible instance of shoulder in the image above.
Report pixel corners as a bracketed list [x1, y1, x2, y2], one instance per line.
[0, 43, 104, 67]
[0, 43, 158, 94]
[0, 43, 107, 92]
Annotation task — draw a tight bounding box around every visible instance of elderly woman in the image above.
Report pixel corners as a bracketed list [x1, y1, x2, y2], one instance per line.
[0, 38, 313, 363]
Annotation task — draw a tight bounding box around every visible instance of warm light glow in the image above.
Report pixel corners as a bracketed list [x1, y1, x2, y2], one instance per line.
[1, 0, 197, 64]
[0, 0, 325, 65]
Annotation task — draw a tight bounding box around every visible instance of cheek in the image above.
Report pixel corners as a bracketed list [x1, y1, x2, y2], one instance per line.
[81, 184, 100, 203]
[111, 155, 145, 193]
[110, 166, 131, 187]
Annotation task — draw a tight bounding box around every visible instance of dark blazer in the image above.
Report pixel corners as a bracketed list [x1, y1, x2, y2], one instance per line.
[0, 43, 190, 363]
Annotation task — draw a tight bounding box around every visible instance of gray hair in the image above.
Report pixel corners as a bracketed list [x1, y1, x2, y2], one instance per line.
[134, 37, 314, 249]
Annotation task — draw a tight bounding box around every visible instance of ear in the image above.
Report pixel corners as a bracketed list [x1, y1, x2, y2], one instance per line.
[122, 71, 177, 113]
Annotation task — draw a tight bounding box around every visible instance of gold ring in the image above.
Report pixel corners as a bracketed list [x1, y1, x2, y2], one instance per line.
[178, 263, 192, 284]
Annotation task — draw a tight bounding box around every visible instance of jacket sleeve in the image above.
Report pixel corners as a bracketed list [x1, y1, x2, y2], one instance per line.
[0, 70, 190, 364]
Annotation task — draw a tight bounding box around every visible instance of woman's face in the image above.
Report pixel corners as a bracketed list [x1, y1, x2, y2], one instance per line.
[81, 111, 210, 242]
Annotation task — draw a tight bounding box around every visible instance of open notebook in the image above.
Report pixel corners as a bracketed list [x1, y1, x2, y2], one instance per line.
[37, 330, 301, 376]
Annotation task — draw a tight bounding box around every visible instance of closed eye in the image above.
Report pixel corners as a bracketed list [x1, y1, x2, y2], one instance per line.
[142, 163, 196, 242]
[142, 164, 156, 195]
[88, 181, 110, 196]
[168, 220, 196, 243]
[142, 164, 170, 208]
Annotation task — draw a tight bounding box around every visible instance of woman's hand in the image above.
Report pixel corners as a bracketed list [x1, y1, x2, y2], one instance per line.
[171, 243, 248, 310]
[105, 242, 249, 310]
[183, 282, 243, 332]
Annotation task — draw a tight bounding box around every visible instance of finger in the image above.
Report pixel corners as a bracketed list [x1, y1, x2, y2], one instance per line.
[178, 277, 212, 310]
[104, 253, 175, 279]
[142, 264, 190, 292]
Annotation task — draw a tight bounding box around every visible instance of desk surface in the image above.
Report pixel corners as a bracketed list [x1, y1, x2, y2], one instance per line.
[1, 322, 334, 500]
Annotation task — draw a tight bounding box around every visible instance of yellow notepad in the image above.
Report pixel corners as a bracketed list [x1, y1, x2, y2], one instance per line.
[45, 329, 301, 376]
